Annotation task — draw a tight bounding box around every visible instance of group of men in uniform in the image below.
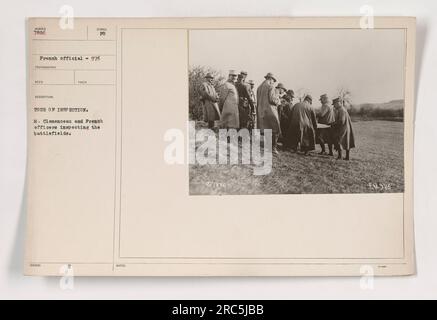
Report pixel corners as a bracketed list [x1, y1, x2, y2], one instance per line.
[201, 70, 256, 131]
[200, 70, 355, 160]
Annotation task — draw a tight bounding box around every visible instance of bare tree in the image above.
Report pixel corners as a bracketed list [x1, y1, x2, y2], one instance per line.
[295, 88, 311, 102]
[337, 87, 352, 108]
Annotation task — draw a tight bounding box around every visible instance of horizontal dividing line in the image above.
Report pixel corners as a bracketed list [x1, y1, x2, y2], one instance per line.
[32, 39, 115, 41]
[32, 83, 115, 86]
[119, 256, 406, 260]
[34, 68, 116, 71]
[121, 27, 407, 30]
[30, 262, 407, 266]
[32, 53, 115, 56]
[116, 262, 408, 266]
[30, 262, 112, 265]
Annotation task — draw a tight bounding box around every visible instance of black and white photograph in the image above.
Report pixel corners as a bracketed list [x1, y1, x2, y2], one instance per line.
[189, 28, 406, 195]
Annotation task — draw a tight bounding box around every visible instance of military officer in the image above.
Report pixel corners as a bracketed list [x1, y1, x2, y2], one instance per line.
[247, 80, 257, 129]
[316, 94, 336, 155]
[235, 71, 255, 129]
[256, 72, 282, 154]
[285, 95, 318, 155]
[332, 97, 355, 160]
[218, 70, 239, 129]
[200, 73, 220, 128]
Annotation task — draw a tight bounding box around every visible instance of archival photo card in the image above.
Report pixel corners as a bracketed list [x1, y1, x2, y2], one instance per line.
[25, 17, 415, 276]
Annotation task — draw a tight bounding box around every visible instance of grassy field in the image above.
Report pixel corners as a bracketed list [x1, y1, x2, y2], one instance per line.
[189, 120, 404, 194]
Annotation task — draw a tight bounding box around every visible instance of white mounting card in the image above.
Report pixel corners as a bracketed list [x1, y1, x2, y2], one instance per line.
[25, 17, 416, 276]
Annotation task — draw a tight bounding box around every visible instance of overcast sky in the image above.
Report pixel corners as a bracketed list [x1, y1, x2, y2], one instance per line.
[189, 29, 405, 104]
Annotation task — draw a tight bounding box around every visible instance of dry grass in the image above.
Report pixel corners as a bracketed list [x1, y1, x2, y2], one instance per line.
[189, 120, 404, 195]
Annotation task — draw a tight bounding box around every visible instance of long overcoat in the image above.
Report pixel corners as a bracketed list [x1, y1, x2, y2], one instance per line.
[218, 81, 239, 129]
[316, 103, 336, 144]
[332, 106, 355, 150]
[256, 80, 281, 134]
[201, 82, 220, 122]
[285, 101, 318, 150]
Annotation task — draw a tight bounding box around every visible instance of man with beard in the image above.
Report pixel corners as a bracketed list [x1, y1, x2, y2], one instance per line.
[256, 72, 282, 154]
[332, 97, 355, 160]
[235, 71, 255, 129]
[200, 73, 220, 128]
[218, 70, 239, 129]
[316, 94, 336, 155]
[285, 95, 318, 155]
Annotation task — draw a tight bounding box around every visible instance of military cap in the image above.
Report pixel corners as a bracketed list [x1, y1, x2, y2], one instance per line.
[332, 97, 341, 104]
[248, 80, 255, 85]
[287, 89, 295, 97]
[304, 94, 313, 102]
[276, 83, 286, 91]
[205, 73, 214, 79]
[240, 71, 248, 76]
[229, 70, 238, 76]
[264, 72, 277, 81]
[320, 94, 328, 100]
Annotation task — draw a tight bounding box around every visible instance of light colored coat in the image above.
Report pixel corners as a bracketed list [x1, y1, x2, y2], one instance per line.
[333, 106, 355, 150]
[317, 103, 336, 125]
[249, 88, 256, 107]
[256, 80, 281, 134]
[218, 81, 239, 128]
[200, 82, 220, 122]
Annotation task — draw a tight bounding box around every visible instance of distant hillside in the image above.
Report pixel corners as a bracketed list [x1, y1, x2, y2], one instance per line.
[349, 100, 404, 121]
[355, 99, 404, 110]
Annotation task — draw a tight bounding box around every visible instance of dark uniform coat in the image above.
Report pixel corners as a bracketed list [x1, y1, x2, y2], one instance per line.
[285, 101, 318, 150]
[278, 96, 293, 141]
[332, 106, 355, 150]
[235, 81, 255, 129]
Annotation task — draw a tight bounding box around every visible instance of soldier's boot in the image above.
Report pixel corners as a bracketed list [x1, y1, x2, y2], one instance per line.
[319, 144, 326, 155]
[344, 150, 350, 161]
[328, 144, 334, 156]
[337, 150, 342, 160]
[272, 134, 279, 155]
